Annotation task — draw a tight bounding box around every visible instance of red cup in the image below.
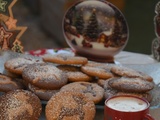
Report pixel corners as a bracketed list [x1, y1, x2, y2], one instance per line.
[104, 95, 154, 120]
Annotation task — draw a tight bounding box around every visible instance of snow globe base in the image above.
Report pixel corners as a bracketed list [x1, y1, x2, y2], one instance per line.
[63, 0, 129, 63]
[75, 51, 114, 63]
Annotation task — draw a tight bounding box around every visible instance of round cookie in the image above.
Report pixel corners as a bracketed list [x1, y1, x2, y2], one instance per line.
[57, 65, 93, 82]
[0, 73, 25, 92]
[110, 65, 153, 82]
[28, 83, 60, 101]
[45, 91, 96, 120]
[102, 79, 119, 100]
[0, 89, 42, 120]
[60, 82, 104, 104]
[108, 77, 154, 93]
[4, 56, 44, 75]
[42, 53, 88, 65]
[81, 66, 114, 79]
[22, 63, 68, 90]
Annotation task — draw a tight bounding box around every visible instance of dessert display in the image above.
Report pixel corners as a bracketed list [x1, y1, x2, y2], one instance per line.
[0, 50, 158, 119]
[0, 0, 160, 120]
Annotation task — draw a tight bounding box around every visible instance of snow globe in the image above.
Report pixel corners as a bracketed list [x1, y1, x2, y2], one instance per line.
[63, 0, 129, 62]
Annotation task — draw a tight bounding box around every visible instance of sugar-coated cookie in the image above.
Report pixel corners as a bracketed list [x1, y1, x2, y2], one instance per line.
[60, 82, 104, 104]
[108, 77, 154, 93]
[0, 89, 42, 120]
[4, 56, 43, 75]
[111, 65, 153, 82]
[45, 91, 96, 120]
[22, 63, 68, 90]
[43, 53, 88, 65]
[81, 66, 114, 79]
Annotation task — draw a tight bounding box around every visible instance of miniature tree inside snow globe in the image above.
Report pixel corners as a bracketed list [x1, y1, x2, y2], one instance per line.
[63, 0, 129, 62]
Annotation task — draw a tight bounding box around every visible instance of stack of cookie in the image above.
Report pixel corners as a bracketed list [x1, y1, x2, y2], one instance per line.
[42, 53, 155, 103]
[96, 65, 154, 103]
[42, 53, 106, 104]
[0, 52, 155, 119]
[1, 53, 98, 120]
[4, 55, 69, 101]
[2, 53, 155, 103]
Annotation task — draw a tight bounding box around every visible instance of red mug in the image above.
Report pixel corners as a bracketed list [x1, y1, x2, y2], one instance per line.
[104, 95, 154, 120]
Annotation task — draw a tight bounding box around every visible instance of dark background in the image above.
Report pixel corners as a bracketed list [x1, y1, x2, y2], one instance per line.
[13, 0, 160, 54]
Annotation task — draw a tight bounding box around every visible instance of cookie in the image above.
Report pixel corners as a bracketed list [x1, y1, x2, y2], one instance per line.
[60, 82, 104, 104]
[111, 65, 153, 82]
[45, 91, 96, 120]
[0, 73, 25, 92]
[101, 79, 119, 100]
[42, 53, 88, 65]
[81, 66, 114, 79]
[57, 65, 93, 82]
[28, 83, 59, 101]
[0, 89, 42, 120]
[108, 77, 154, 93]
[4, 56, 43, 75]
[22, 63, 68, 90]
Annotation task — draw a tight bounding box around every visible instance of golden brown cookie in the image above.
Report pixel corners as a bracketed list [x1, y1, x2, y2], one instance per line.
[43, 53, 88, 65]
[4, 56, 43, 75]
[81, 65, 114, 79]
[110, 65, 153, 82]
[0, 73, 25, 92]
[60, 82, 104, 104]
[108, 77, 154, 93]
[22, 63, 68, 90]
[57, 65, 93, 82]
[0, 89, 42, 120]
[45, 91, 96, 120]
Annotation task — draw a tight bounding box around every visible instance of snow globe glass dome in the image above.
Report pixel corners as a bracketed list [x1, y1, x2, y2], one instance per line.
[63, 0, 129, 62]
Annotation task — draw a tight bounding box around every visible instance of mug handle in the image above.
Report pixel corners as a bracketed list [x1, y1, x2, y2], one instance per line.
[144, 114, 155, 120]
